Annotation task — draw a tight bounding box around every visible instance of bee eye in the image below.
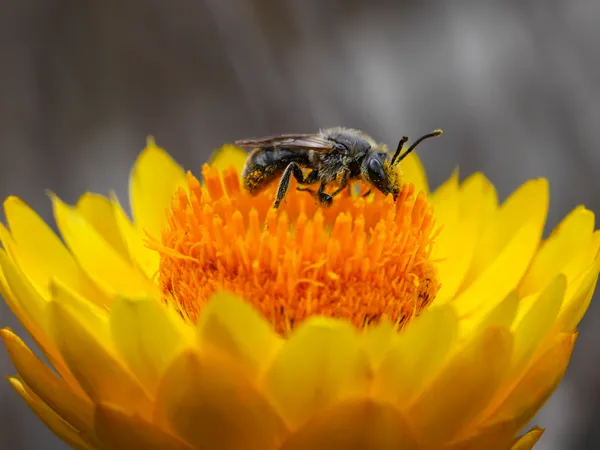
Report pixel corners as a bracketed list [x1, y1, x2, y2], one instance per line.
[367, 158, 387, 190]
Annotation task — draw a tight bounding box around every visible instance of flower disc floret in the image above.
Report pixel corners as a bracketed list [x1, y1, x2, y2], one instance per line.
[150, 166, 441, 333]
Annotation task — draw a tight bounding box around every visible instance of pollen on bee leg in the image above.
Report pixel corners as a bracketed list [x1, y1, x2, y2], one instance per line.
[152, 168, 441, 334]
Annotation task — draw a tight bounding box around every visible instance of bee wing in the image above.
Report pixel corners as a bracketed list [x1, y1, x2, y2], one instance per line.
[234, 134, 336, 152]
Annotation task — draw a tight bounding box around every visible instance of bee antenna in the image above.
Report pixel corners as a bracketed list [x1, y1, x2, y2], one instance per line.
[393, 129, 443, 165]
[391, 136, 409, 165]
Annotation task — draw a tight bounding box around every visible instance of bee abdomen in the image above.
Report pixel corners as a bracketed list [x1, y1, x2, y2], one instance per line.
[242, 163, 281, 194]
[242, 148, 310, 195]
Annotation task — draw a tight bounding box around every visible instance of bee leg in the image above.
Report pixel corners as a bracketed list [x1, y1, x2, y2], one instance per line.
[296, 186, 317, 196]
[328, 169, 350, 199]
[295, 170, 320, 198]
[273, 162, 309, 209]
[315, 169, 350, 207]
[303, 169, 320, 185]
[298, 185, 332, 206]
[316, 182, 333, 207]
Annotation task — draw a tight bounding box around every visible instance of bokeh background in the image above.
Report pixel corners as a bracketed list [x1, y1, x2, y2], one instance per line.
[1, 1, 599, 448]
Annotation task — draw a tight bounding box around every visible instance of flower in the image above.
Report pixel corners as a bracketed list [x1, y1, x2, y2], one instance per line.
[1, 137, 598, 450]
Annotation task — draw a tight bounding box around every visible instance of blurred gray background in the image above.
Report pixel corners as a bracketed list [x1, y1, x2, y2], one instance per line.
[1, 1, 599, 449]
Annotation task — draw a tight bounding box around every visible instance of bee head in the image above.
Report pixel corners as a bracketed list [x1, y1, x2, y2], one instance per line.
[362, 130, 443, 200]
[362, 153, 401, 199]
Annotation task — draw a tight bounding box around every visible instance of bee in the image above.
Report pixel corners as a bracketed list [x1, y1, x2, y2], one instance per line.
[235, 127, 442, 209]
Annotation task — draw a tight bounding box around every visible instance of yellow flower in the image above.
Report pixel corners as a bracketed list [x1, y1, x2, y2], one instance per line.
[1, 137, 598, 450]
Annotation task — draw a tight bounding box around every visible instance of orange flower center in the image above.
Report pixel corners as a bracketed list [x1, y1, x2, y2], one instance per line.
[149, 164, 441, 334]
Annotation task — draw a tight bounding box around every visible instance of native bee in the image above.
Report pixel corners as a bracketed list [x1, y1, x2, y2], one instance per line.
[235, 127, 442, 209]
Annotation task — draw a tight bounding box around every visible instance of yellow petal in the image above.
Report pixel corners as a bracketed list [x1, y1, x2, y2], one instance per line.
[263, 318, 371, 428]
[49, 301, 153, 418]
[453, 218, 546, 320]
[0, 250, 84, 393]
[458, 179, 548, 299]
[459, 172, 498, 234]
[154, 349, 288, 450]
[196, 292, 282, 378]
[1, 328, 94, 434]
[519, 206, 595, 296]
[511, 275, 565, 372]
[3, 195, 72, 281]
[0, 254, 31, 333]
[208, 144, 248, 173]
[484, 333, 575, 430]
[406, 327, 512, 445]
[374, 306, 458, 405]
[559, 257, 600, 331]
[110, 296, 193, 393]
[513, 333, 576, 431]
[110, 193, 160, 279]
[8, 377, 94, 450]
[0, 249, 49, 334]
[50, 278, 111, 345]
[559, 228, 600, 301]
[0, 246, 6, 284]
[280, 399, 418, 450]
[439, 420, 516, 450]
[94, 402, 194, 450]
[512, 275, 567, 338]
[511, 427, 544, 450]
[52, 194, 153, 298]
[439, 173, 498, 303]
[2, 197, 99, 300]
[75, 193, 129, 258]
[129, 138, 186, 240]
[400, 151, 429, 195]
[473, 291, 519, 333]
[430, 172, 461, 301]
[361, 318, 397, 366]
[483, 178, 549, 271]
